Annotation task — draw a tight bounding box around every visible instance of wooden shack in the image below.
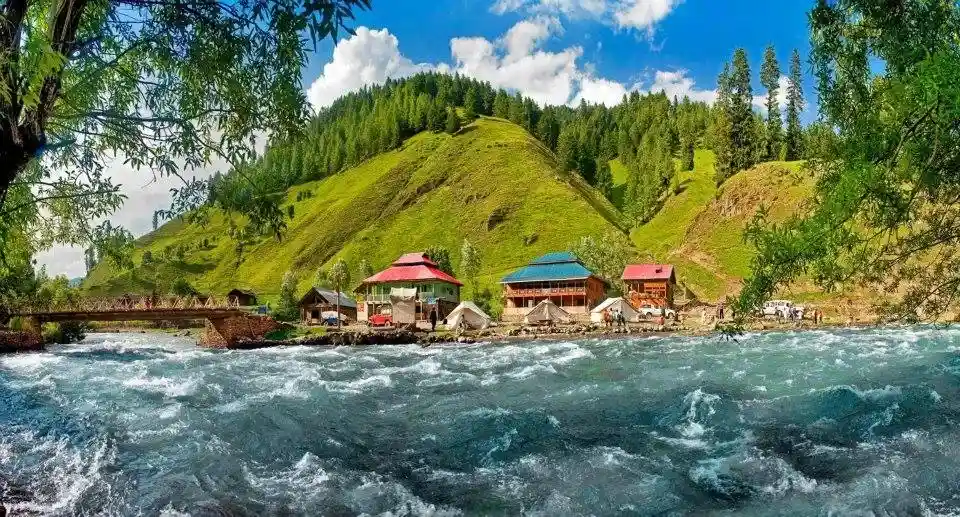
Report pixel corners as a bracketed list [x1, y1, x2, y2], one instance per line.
[227, 289, 258, 307]
[299, 287, 358, 325]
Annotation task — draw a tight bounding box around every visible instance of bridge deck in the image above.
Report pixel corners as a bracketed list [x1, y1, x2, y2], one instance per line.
[15, 309, 249, 323]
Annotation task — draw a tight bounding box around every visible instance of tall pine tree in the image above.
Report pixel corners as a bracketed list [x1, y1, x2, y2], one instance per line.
[760, 45, 782, 161]
[729, 48, 756, 174]
[784, 48, 805, 160]
[713, 63, 735, 184]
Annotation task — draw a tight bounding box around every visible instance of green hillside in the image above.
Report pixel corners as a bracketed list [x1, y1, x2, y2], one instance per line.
[85, 116, 821, 310]
[85, 117, 627, 306]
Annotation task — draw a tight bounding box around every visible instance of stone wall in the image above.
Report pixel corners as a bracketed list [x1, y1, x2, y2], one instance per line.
[200, 315, 280, 348]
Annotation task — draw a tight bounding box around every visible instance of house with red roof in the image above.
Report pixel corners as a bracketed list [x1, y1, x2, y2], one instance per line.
[622, 264, 677, 308]
[357, 252, 462, 323]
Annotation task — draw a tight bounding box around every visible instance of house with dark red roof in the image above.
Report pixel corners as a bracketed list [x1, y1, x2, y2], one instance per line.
[357, 252, 462, 322]
[622, 264, 677, 307]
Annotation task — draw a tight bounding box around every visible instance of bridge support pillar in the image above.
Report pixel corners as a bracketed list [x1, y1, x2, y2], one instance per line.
[201, 315, 280, 348]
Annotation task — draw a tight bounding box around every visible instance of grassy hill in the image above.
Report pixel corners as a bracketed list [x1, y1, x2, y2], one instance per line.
[86, 115, 829, 310]
[85, 117, 627, 308]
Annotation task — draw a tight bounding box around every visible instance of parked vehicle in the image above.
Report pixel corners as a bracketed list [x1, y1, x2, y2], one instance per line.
[637, 302, 676, 320]
[761, 300, 804, 320]
[368, 312, 393, 327]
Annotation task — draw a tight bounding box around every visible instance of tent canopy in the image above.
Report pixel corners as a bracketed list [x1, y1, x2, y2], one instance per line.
[590, 297, 639, 322]
[523, 299, 573, 325]
[446, 301, 492, 330]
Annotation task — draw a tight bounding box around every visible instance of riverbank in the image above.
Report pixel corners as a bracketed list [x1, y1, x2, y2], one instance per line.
[0, 315, 889, 353]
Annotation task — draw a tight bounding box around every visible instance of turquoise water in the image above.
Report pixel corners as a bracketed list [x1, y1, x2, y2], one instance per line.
[2, 327, 960, 515]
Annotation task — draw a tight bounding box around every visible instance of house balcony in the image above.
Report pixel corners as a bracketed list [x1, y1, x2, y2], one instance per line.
[504, 286, 587, 298]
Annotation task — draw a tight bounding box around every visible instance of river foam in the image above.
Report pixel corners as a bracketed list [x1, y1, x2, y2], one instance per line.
[2, 327, 960, 515]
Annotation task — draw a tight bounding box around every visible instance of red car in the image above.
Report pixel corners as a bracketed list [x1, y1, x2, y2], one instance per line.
[368, 313, 393, 327]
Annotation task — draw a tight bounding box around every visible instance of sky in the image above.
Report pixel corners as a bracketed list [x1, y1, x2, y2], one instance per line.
[38, 0, 817, 278]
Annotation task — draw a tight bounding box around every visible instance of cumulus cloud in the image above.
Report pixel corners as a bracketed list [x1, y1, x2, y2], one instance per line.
[574, 76, 629, 106]
[646, 70, 716, 103]
[451, 17, 585, 106]
[306, 27, 432, 110]
[492, 0, 683, 35]
[306, 19, 631, 107]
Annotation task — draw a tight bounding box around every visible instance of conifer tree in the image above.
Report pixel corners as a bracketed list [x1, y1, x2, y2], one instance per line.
[536, 108, 560, 151]
[785, 49, 805, 160]
[713, 63, 735, 184]
[760, 45, 783, 161]
[493, 90, 511, 119]
[464, 87, 480, 120]
[445, 108, 461, 134]
[729, 48, 756, 173]
[556, 126, 579, 172]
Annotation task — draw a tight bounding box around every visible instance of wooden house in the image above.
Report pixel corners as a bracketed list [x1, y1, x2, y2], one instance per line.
[299, 287, 358, 325]
[501, 252, 607, 322]
[622, 264, 676, 308]
[356, 252, 462, 322]
[227, 289, 258, 307]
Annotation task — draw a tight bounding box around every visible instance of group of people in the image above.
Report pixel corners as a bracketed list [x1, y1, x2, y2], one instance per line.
[601, 308, 629, 330]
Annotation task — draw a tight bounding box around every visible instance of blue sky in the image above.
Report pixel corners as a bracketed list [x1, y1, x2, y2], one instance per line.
[40, 0, 819, 277]
[302, 0, 817, 115]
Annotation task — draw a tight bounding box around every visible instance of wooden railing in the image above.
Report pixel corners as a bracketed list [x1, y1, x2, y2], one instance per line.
[505, 286, 586, 297]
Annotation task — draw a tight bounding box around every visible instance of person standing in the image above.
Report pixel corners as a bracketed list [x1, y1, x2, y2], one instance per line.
[429, 307, 438, 332]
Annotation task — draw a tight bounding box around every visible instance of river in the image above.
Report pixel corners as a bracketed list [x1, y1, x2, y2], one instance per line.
[1, 327, 960, 515]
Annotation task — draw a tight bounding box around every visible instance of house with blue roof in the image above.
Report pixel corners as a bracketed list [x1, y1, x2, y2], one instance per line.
[500, 252, 607, 321]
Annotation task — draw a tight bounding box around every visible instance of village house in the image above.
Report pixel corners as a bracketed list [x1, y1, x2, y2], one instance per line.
[356, 252, 462, 323]
[226, 289, 258, 307]
[299, 287, 358, 325]
[500, 252, 607, 321]
[622, 264, 677, 308]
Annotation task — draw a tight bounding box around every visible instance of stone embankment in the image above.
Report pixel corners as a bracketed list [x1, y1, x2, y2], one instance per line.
[0, 330, 43, 353]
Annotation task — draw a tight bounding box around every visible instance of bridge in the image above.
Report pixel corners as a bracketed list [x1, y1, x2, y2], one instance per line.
[8, 296, 279, 348]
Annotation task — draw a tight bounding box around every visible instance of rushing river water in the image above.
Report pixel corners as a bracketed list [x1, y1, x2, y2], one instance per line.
[2, 327, 960, 516]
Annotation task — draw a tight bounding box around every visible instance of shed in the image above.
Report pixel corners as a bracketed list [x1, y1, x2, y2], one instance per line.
[227, 289, 258, 307]
[523, 299, 573, 325]
[590, 297, 640, 323]
[299, 287, 357, 325]
[446, 302, 493, 330]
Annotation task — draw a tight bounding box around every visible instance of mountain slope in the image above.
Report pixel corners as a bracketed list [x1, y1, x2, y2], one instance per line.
[84, 118, 627, 304]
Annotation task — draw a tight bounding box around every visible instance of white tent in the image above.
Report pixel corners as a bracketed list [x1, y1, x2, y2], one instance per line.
[590, 297, 639, 323]
[523, 299, 573, 325]
[390, 288, 418, 325]
[446, 301, 492, 330]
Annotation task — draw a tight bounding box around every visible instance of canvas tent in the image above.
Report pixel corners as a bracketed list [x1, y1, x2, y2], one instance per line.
[523, 299, 573, 325]
[446, 301, 492, 330]
[590, 297, 639, 323]
[390, 288, 418, 325]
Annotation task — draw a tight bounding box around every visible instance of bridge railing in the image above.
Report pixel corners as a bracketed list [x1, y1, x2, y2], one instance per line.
[14, 295, 243, 315]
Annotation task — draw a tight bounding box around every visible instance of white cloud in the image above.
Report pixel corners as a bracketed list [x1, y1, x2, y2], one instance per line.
[614, 0, 682, 34]
[492, 0, 683, 35]
[646, 70, 716, 103]
[574, 76, 629, 106]
[451, 17, 585, 106]
[306, 27, 432, 110]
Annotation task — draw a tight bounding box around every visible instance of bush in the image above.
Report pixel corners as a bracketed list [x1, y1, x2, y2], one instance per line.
[41, 322, 87, 344]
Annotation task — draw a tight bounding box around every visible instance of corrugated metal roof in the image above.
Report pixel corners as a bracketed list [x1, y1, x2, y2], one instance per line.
[501, 252, 598, 283]
[622, 264, 675, 281]
[531, 251, 578, 265]
[393, 252, 437, 267]
[314, 288, 357, 309]
[362, 264, 463, 286]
